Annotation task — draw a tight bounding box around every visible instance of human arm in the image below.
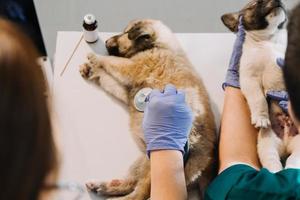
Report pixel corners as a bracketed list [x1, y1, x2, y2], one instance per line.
[143, 84, 193, 200]
[219, 87, 261, 173]
[220, 17, 260, 173]
[150, 150, 187, 200]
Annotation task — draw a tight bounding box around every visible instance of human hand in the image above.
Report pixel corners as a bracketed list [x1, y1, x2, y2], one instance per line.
[267, 91, 289, 112]
[143, 84, 193, 156]
[223, 17, 246, 89]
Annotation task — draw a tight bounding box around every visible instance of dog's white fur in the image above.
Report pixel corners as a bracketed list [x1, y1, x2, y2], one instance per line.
[239, 7, 300, 172]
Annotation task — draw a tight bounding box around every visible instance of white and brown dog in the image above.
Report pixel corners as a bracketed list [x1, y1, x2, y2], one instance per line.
[80, 19, 217, 199]
[222, 0, 300, 172]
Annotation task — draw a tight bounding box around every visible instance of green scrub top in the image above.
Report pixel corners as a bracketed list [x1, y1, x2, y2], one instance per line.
[205, 164, 300, 200]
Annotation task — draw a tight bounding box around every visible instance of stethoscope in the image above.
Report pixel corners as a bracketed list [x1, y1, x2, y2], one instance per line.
[133, 88, 153, 112]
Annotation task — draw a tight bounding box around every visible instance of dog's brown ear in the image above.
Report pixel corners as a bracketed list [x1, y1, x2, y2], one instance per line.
[128, 27, 151, 41]
[221, 12, 239, 32]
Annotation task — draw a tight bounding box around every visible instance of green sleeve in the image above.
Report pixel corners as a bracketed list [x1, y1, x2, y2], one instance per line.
[205, 164, 300, 200]
[205, 164, 257, 200]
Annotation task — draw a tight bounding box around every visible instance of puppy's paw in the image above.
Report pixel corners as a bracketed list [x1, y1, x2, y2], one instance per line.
[86, 181, 101, 193]
[264, 164, 283, 173]
[87, 53, 101, 68]
[251, 115, 271, 128]
[79, 63, 93, 79]
[80, 62, 104, 80]
[94, 179, 135, 196]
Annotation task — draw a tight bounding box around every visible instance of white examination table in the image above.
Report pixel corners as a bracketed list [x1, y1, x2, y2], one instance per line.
[53, 32, 236, 199]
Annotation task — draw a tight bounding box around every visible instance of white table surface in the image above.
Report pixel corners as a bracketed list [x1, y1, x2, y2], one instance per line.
[53, 31, 236, 199]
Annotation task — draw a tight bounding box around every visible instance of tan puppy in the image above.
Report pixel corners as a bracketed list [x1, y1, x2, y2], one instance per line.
[222, 0, 300, 173]
[80, 19, 217, 200]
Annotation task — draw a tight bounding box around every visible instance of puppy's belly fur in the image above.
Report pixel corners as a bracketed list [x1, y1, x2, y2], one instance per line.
[240, 40, 285, 93]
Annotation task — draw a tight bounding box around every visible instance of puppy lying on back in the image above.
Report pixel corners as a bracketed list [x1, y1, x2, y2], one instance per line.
[79, 19, 217, 199]
[222, 0, 300, 172]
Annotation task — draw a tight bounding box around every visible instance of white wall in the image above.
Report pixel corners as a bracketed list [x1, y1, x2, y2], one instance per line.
[34, 0, 299, 58]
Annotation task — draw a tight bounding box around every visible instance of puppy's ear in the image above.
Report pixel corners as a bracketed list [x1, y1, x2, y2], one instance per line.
[128, 27, 151, 41]
[221, 12, 239, 32]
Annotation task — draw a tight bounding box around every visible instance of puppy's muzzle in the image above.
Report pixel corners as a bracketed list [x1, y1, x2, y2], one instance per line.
[105, 37, 120, 56]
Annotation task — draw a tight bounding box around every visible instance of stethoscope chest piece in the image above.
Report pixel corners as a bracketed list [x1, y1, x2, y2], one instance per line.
[133, 88, 153, 112]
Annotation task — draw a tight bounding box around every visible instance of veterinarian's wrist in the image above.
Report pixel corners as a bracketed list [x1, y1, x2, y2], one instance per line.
[147, 141, 189, 160]
[222, 82, 240, 90]
[150, 150, 187, 200]
[150, 149, 183, 157]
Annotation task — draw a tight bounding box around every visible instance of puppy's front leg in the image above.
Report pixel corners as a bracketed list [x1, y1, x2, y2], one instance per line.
[240, 75, 270, 128]
[80, 62, 129, 105]
[87, 53, 135, 86]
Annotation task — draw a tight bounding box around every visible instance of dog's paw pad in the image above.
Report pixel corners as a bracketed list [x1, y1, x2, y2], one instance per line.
[79, 63, 92, 79]
[252, 115, 270, 128]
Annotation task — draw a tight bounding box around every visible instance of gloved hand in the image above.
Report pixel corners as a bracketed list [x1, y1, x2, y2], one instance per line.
[143, 84, 193, 157]
[223, 17, 246, 89]
[267, 58, 288, 112]
[267, 91, 289, 112]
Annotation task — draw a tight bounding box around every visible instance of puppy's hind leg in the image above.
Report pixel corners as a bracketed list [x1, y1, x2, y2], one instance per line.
[87, 53, 135, 87]
[258, 128, 283, 173]
[106, 157, 151, 200]
[86, 155, 146, 197]
[80, 62, 129, 105]
[286, 135, 300, 169]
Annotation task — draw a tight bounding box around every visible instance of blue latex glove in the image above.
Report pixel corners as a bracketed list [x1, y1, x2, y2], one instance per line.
[276, 58, 285, 68]
[223, 17, 246, 89]
[143, 84, 193, 156]
[267, 91, 289, 112]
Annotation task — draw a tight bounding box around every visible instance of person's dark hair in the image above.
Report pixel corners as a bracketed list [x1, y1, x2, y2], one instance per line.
[284, 3, 300, 120]
[0, 19, 58, 200]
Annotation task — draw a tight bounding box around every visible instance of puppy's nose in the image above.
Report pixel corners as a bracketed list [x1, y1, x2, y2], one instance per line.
[106, 38, 117, 47]
[106, 46, 120, 56]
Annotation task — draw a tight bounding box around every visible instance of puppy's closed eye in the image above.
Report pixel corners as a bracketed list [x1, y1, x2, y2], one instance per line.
[135, 34, 151, 43]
